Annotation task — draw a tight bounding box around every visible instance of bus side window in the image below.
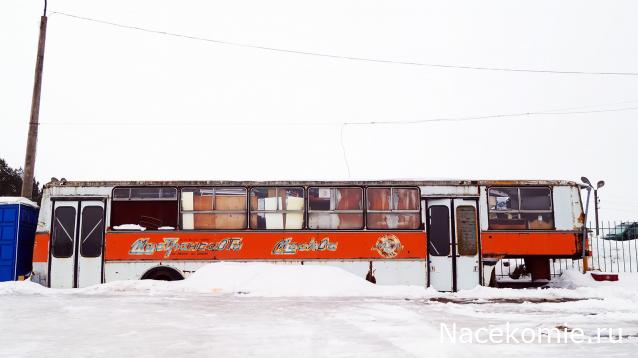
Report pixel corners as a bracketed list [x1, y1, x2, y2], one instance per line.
[366, 187, 420, 230]
[488, 186, 553, 230]
[111, 187, 178, 231]
[308, 187, 364, 230]
[249, 187, 304, 230]
[181, 187, 247, 230]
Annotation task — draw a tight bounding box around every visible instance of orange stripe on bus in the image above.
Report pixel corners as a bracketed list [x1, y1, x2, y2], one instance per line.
[481, 231, 580, 256]
[33, 233, 50, 263]
[36, 230, 581, 264]
[104, 231, 427, 261]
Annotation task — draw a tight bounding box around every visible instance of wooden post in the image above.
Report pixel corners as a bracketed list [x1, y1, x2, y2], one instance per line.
[21, 11, 48, 199]
[583, 254, 589, 272]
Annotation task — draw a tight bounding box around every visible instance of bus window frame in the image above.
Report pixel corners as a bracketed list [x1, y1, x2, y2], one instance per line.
[112, 187, 178, 201]
[487, 186, 556, 231]
[307, 186, 365, 230]
[179, 187, 248, 230]
[110, 186, 179, 231]
[249, 186, 306, 230]
[365, 186, 422, 231]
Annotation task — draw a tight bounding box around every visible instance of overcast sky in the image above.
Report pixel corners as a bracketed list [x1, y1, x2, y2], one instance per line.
[2, 0, 637, 221]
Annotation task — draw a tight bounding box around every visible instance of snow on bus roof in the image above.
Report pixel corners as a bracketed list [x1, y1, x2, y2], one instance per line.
[0, 197, 38, 208]
[44, 179, 579, 188]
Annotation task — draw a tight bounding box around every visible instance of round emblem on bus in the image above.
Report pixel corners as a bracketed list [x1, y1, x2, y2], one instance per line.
[372, 234, 403, 258]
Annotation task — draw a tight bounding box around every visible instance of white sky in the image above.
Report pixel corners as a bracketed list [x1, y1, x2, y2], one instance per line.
[1, 0, 637, 221]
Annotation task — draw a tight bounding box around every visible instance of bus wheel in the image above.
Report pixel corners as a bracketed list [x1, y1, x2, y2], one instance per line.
[141, 267, 184, 281]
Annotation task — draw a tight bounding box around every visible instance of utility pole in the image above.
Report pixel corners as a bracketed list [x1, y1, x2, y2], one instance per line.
[580, 177, 605, 273]
[21, 1, 48, 199]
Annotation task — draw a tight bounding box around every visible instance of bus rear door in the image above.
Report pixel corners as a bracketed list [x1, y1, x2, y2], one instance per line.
[49, 199, 105, 288]
[427, 198, 481, 292]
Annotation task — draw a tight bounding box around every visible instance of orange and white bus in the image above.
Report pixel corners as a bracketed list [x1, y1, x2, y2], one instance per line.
[31, 179, 585, 292]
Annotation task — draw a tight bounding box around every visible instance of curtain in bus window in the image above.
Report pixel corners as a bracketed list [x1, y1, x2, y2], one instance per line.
[334, 188, 363, 229]
[213, 188, 247, 229]
[193, 189, 214, 229]
[393, 188, 420, 229]
[393, 188, 419, 210]
[456, 206, 477, 256]
[367, 188, 420, 229]
[250, 187, 304, 229]
[428, 206, 450, 256]
[397, 213, 420, 229]
[181, 191, 195, 229]
[520, 187, 552, 210]
[264, 196, 283, 229]
[367, 188, 391, 229]
[308, 187, 364, 229]
[308, 213, 364, 229]
[285, 194, 304, 229]
[80, 206, 104, 258]
[367, 213, 420, 229]
[368, 188, 391, 211]
[335, 188, 362, 210]
[52, 206, 76, 258]
[181, 188, 247, 230]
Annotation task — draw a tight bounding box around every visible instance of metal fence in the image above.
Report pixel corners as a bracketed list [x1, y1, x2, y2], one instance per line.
[495, 221, 638, 280]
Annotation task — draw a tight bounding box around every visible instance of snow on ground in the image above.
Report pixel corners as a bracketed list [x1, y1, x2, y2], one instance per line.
[1, 263, 637, 357]
[590, 235, 638, 273]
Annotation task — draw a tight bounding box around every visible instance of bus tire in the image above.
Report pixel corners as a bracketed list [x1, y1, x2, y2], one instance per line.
[141, 266, 184, 281]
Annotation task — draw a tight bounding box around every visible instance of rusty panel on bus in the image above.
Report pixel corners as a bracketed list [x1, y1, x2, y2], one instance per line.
[481, 231, 581, 257]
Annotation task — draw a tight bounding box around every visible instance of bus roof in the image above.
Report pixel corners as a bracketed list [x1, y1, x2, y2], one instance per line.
[44, 179, 580, 188]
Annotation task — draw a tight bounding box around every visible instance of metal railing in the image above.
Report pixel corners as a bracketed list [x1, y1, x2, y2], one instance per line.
[494, 220, 638, 280]
[589, 220, 638, 273]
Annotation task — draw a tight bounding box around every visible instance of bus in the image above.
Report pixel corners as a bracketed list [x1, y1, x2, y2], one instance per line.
[31, 179, 586, 292]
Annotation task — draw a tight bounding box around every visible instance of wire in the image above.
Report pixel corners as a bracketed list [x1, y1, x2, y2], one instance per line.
[37, 104, 638, 127]
[343, 105, 638, 125]
[340, 123, 351, 179]
[51, 11, 638, 77]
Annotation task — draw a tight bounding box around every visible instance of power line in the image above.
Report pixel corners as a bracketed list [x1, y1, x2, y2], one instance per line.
[340, 123, 351, 179]
[343, 105, 638, 126]
[39, 103, 638, 126]
[337, 103, 638, 182]
[51, 11, 638, 77]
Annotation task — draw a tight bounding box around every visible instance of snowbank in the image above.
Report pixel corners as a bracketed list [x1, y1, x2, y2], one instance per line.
[434, 269, 638, 307]
[0, 196, 38, 208]
[178, 262, 429, 297]
[0, 263, 428, 297]
[0, 280, 50, 295]
[2, 264, 637, 302]
[78, 262, 430, 297]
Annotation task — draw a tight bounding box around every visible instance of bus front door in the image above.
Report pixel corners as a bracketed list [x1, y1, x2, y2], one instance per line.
[49, 200, 105, 288]
[427, 198, 481, 292]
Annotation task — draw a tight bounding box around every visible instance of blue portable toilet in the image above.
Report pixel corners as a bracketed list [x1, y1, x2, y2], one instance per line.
[0, 197, 39, 282]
